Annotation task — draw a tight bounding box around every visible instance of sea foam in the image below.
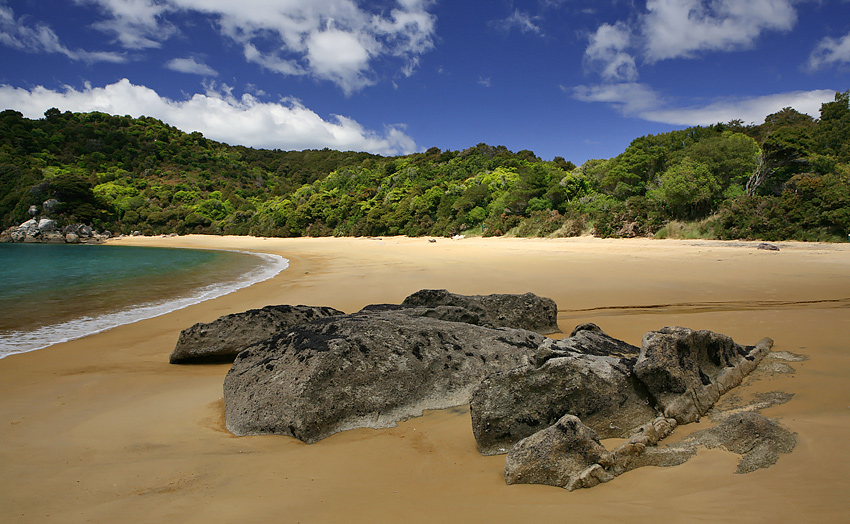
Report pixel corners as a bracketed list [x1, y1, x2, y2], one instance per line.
[0, 250, 289, 359]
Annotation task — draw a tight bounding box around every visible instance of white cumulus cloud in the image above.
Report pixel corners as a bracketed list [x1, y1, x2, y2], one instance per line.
[584, 22, 637, 82]
[641, 0, 797, 62]
[0, 79, 419, 155]
[75, 0, 437, 94]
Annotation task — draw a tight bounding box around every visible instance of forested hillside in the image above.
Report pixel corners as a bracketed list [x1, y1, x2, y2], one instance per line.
[2, 91, 849, 241]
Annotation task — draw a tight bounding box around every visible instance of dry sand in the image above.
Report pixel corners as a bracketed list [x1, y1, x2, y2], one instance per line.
[1, 235, 849, 523]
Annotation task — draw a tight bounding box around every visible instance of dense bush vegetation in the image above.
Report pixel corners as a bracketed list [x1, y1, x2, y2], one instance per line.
[2, 91, 849, 241]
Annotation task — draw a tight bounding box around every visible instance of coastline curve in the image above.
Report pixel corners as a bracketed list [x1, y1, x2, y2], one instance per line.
[0, 247, 289, 358]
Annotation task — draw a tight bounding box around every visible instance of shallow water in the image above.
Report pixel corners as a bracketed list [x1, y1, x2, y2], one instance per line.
[0, 243, 288, 357]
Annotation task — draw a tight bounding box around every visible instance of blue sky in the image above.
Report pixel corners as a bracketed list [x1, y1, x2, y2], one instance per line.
[1, 0, 848, 163]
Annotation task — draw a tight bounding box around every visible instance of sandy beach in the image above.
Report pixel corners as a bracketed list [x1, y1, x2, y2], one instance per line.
[1, 235, 849, 523]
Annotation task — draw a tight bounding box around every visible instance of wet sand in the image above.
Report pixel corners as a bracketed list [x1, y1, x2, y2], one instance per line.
[1, 235, 849, 523]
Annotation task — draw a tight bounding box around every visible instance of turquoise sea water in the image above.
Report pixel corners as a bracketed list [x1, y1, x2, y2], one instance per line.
[0, 243, 288, 358]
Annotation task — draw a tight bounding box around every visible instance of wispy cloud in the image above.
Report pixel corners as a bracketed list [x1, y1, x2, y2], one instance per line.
[573, 82, 662, 115]
[78, 0, 176, 49]
[492, 9, 544, 36]
[573, 0, 823, 127]
[0, 79, 419, 155]
[0, 4, 125, 63]
[573, 83, 835, 126]
[808, 31, 850, 71]
[165, 57, 218, 76]
[478, 76, 492, 88]
[640, 89, 836, 125]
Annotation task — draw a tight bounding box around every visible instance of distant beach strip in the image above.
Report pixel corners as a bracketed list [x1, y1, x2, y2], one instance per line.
[0, 246, 289, 358]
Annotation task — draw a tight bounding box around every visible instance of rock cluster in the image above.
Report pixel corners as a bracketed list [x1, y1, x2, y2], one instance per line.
[504, 410, 795, 491]
[173, 289, 793, 491]
[1, 218, 111, 244]
[495, 326, 774, 490]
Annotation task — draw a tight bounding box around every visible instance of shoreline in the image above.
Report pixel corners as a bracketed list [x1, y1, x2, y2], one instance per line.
[1, 235, 849, 523]
[0, 243, 289, 359]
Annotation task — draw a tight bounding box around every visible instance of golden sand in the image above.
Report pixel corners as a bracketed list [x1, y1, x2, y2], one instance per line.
[1, 235, 849, 523]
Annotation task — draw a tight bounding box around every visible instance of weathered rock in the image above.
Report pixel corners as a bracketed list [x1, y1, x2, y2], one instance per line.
[2, 220, 108, 244]
[633, 327, 772, 424]
[709, 391, 795, 422]
[501, 327, 784, 491]
[170, 304, 344, 364]
[359, 303, 483, 326]
[505, 411, 794, 491]
[40, 231, 64, 243]
[42, 198, 60, 214]
[470, 327, 655, 455]
[37, 218, 56, 232]
[682, 412, 796, 473]
[8, 229, 26, 242]
[19, 219, 38, 236]
[504, 414, 615, 491]
[27, 205, 38, 216]
[606, 416, 682, 474]
[400, 289, 561, 334]
[634, 412, 796, 474]
[224, 310, 547, 443]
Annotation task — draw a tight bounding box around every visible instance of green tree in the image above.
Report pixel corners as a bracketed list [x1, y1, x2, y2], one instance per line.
[746, 108, 816, 196]
[814, 90, 850, 163]
[650, 158, 720, 219]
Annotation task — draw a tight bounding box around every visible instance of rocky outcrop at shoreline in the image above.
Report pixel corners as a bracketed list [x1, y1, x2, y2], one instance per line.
[1, 218, 111, 244]
[174, 289, 795, 490]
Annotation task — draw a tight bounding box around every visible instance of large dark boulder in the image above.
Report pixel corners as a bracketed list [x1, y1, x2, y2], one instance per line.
[400, 289, 561, 334]
[223, 310, 547, 443]
[470, 326, 656, 455]
[169, 305, 344, 364]
[633, 327, 773, 424]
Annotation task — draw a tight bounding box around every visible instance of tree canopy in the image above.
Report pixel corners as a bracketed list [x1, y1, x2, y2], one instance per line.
[1, 93, 849, 242]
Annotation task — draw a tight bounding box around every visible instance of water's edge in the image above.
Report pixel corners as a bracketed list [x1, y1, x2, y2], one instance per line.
[0, 248, 289, 358]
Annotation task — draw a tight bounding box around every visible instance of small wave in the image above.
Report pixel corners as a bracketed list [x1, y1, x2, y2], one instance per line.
[0, 250, 289, 359]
